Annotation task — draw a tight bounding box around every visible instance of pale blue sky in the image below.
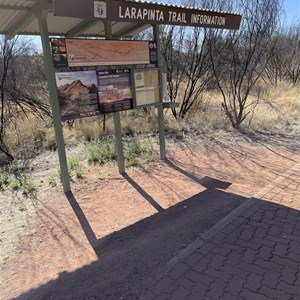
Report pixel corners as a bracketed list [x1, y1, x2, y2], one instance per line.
[283, 0, 300, 25]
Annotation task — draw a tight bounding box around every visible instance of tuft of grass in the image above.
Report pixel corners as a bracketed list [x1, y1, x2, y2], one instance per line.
[1, 256, 10, 263]
[48, 177, 57, 187]
[10, 178, 21, 191]
[87, 138, 117, 163]
[75, 165, 84, 179]
[124, 135, 155, 168]
[0, 173, 9, 191]
[67, 156, 84, 179]
[22, 180, 36, 195]
[68, 156, 80, 170]
[7, 162, 18, 176]
[18, 204, 26, 212]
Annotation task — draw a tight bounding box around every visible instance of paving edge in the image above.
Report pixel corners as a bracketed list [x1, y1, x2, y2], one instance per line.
[167, 198, 255, 268]
[167, 162, 300, 268]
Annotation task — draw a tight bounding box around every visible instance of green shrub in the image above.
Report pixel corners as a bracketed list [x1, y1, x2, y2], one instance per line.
[10, 178, 21, 191]
[22, 180, 36, 195]
[0, 173, 9, 191]
[87, 139, 117, 163]
[48, 177, 57, 187]
[67, 156, 84, 179]
[124, 135, 155, 167]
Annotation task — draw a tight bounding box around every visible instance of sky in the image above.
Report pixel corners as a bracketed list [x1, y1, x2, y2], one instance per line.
[283, 0, 300, 25]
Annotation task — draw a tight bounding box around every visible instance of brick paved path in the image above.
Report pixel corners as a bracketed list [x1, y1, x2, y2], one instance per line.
[142, 164, 300, 300]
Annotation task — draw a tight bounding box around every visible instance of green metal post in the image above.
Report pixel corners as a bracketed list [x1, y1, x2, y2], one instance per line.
[38, 12, 70, 192]
[113, 112, 125, 173]
[153, 24, 166, 160]
[104, 21, 126, 173]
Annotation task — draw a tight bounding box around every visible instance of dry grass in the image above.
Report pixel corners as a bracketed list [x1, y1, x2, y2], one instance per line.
[5, 116, 55, 159]
[1, 82, 299, 165]
[245, 83, 300, 132]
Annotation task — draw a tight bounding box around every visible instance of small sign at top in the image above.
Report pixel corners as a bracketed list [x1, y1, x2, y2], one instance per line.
[94, 1, 106, 18]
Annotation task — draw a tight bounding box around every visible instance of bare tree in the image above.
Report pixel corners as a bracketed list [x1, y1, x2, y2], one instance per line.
[208, 0, 281, 129]
[282, 24, 300, 84]
[0, 36, 51, 161]
[264, 23, 300, 86]
[160, 25, 186, 118]
[161, 25, 213, 119]
[263, 34, 285, 86]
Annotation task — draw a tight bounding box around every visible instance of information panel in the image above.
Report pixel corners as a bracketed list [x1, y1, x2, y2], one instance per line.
[50, 38, 157, 67]
[55, 71, 100, 120]
[133, 68, 160, 107]
[97, 69, 133, 114]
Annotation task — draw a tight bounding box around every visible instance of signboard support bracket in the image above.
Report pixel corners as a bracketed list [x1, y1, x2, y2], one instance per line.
[38, 11, 70, 193]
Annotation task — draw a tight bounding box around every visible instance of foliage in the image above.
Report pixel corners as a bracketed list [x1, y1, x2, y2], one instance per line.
[124, 135, 155, 167]
[48, 177, 57, 187]
[10, 178, 21, 191]
[0, 36, 51, 162]
[264, 24, 300, 86]
[67, 156, 84, 179]
[0, 173, 9, 190]
[208, 0, 282, 128]
[87, 138, 117, 163]
[22, 180, 36, 195]
[161, 25, 213, 119]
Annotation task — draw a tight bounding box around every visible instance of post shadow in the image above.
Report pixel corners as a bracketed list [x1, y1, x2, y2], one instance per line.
[122, 172, 165, 212]
[164, 158, 232, 190]
[64, 161, 233, 256]
[65, 191, 97, 247]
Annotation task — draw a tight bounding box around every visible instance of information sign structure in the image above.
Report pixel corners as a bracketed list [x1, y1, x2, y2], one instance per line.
[53, 0, 241, 30]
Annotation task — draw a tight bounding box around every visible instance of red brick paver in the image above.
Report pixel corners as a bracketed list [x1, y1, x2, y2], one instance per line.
[142, 163, 300, 299]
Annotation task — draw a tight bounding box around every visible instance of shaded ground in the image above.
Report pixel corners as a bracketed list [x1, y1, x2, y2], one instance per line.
[0, 132, 299, 299]
[142, 163, 300, 299]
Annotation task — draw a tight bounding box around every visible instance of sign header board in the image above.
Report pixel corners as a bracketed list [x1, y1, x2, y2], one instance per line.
[53, 0, 241, 30]
[50, 38, 157, 67]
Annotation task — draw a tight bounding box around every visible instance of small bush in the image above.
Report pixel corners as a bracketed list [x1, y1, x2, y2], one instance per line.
[67, 156, 84, 179]
[10, 178, 21, 191]
[48, 177, 57, 187]
[87, 138, 117, 163]
[124, 135, 155, 167]
[22, 180, 36, 195]
[0, 173, 9, 191]
[75, 165, 84, 179]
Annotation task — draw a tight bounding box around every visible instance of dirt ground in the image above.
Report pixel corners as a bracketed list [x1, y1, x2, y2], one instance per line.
[1, 131, 300, 300]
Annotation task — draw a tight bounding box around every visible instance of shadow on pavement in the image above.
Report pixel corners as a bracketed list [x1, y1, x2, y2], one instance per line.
[15, 162, 299, 300]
